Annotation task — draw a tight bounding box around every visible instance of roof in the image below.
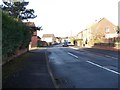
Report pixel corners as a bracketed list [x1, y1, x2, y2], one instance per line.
[42, 34, 55, 38]
[24, 22, 41, 31]
[55, 37, 61, 39]
[77, 17, 117, 36]
[37, 36, 41, 39]
[24, 22, 35, 27]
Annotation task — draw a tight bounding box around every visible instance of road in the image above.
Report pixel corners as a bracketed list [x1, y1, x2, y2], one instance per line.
[47, 44, 119, 88]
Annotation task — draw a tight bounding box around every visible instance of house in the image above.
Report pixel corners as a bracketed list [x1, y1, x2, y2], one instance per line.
[77, 18, 117, 47]
[55, 37, 62, 44]
[42, 34, 55, 45]
[25, 22, 35, 27]
[77, 31, 83, 39]
[76, 32, 82, 46]
[89, 18, 117, 44]
[25, 22, 40, 48]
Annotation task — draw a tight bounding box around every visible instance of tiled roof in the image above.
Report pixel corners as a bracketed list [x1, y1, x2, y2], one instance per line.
[24, 22, 35, 27]
[42, 34, 55, 38]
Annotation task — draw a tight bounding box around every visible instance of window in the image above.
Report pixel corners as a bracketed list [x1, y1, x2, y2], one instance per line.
[105, 27, 110, 33]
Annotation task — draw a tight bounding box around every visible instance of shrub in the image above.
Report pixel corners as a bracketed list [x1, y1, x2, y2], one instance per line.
[2, 11, 32, 60]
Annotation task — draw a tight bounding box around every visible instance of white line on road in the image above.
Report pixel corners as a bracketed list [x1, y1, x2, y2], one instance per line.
[86, 60, 120, 75]
[68, 52, 78, 59]
[111, 57, 118, 60]
[105, 55, 118, 60]
[69, 47, 79, 50]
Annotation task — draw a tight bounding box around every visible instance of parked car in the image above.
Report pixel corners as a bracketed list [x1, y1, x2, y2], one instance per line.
[67, 42, 74, 46]
[62, 42, 68, 47]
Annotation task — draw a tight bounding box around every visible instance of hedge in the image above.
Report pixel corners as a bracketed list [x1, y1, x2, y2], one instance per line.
[2, 11, 32, 60]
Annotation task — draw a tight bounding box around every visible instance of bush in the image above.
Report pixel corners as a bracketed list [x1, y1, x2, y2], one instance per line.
[114, 42, 120, 48]
[37, 41, 48, 47]
[2, 11, 32, 60]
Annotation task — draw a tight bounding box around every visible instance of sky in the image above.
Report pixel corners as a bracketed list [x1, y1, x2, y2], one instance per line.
[1, 0, 119, 37]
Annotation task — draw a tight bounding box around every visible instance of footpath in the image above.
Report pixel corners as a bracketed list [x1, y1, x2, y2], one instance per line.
[2, 49, 55, 89]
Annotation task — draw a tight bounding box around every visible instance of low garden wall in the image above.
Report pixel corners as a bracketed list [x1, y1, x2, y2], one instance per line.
[2, 49, 28, 65]
[92, 43, 120, 51]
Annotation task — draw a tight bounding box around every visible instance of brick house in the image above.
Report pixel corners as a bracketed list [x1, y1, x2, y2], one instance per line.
[25, 22, 40, 48]
[77, 18, 117, 47]
[89, 18, 117, 44]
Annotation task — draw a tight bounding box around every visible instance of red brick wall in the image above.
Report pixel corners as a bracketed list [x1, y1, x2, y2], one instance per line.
[31, 36, 38, 48]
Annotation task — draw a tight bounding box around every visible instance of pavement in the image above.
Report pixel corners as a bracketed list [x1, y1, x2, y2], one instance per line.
[2, 49, 55, 89]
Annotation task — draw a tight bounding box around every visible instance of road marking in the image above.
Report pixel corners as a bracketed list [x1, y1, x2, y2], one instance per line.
[68, 52, 78, 59]
[70, 47, 118, 60]
[111, 57, 118, 60]
[104, 55, 118, 60]
[86, 60, 120, 75]
[105, 55, 111, 58]
[69, 47, 79, 50]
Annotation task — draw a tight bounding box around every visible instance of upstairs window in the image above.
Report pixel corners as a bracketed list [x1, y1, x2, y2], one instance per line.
[105, 27, 110, 33]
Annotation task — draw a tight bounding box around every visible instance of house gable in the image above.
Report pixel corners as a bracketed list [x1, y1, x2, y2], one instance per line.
[42, 34, 55, 44]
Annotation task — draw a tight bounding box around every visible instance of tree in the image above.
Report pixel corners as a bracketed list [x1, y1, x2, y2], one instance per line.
[1, 0, 37, 20]
[1, 0, 43, 31]
[117, 26, 120, 34]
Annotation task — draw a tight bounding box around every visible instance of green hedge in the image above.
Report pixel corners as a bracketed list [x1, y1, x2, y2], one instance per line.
[2, 11, 32, 60]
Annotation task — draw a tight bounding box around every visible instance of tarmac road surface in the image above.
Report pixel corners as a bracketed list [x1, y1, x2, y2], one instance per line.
[48, 45, 119, 88]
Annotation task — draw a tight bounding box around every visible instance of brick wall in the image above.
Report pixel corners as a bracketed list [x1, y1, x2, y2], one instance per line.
[31, 36, 38, 48]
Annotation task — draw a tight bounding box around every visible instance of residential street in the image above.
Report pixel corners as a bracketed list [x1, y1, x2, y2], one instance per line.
[2, 45, 119, 89]
[1, 0, 119, 89]
[48, 45, 119, 88]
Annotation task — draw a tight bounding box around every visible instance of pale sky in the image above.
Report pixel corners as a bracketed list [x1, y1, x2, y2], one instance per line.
[1, 0, 119, 37]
